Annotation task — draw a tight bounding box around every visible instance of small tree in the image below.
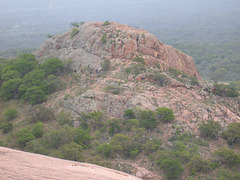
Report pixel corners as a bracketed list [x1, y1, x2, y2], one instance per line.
[214, 147, 240, 167]
[138, 110, 157, 130]
[156, 107, 175, 123]
[0, 78, 22, 99]
[160, 158, 184, 180]
[123, 109, 135, 119]
[102, 21, 110, 26]
[74, 129, 91, 149]
[188, 156, 211, 175]
[108, 119, 121, 135]
[56, 111, 74, 126]
[199, 120, 221, 139]
[3, 108, 18, 121]
[57, 142, 84, 161]
[23, 86, 47, 105]
[16, 128, 35, 148]
[222, 123, 240, 145]
[40, 58, 64, 75]
[31, 122, 44, 138]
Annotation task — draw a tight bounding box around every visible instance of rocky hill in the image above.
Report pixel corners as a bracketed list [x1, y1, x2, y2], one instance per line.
[33, 22, 239, 133]
[33, 22, 201, 80]
[0, 22, 239, 180]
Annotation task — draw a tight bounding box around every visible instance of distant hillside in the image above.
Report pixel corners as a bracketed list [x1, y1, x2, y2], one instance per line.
[0, 22, 239, 180]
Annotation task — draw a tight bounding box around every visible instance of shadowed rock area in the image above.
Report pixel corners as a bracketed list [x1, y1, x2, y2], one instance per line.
[0, 147, 140, 180]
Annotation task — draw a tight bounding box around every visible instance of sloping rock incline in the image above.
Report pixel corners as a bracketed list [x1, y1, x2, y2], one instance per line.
[0, 147, 140, 180]
[33, 22, 201, 80]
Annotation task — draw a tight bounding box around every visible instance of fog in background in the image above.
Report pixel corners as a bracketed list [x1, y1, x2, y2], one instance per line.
[1, 0, 240, 50]
[1, 0, 240, 80]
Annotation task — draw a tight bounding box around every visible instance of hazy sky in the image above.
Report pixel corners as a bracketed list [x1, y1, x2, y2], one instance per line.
[0, 0, 240, 50]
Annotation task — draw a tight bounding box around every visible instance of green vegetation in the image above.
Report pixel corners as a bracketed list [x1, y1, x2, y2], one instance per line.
[212, 83, 239, 97]
[16, 128, 35, 148]
[104, 85, 122, 95]
[70, 28, 79, 38]
[102, 21, 110, 26]
[0, 103, 240, 179]
[160, 158, 184, 179]
[149, 74, 169, 86]
[125, 64, 146, 75]
[214, 148, 240, 167]
[168, 67, 199, 85]
[222, 123, 240, 145]
[133, 56, 145, 64]
[101, 33, 107, 43]
[0, 54, 65, 104]
[3, 108, 18, 121]
[156, 107, 175, 123]
[199, 120, 221, 139]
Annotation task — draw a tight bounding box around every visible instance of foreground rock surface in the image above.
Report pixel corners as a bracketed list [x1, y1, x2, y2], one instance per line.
[0, 147, 140, 180]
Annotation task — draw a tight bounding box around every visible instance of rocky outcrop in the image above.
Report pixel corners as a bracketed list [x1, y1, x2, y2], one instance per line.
[0, 147, 140, 180]
[33, 22, 201, 80]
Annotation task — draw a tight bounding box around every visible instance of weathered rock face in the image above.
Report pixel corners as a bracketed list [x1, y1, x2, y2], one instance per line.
[33, 22, 201, 80]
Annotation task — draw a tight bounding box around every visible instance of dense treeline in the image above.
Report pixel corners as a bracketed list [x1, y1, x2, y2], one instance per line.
[0, 53, 65, 104]
[174, 41, 240, 83]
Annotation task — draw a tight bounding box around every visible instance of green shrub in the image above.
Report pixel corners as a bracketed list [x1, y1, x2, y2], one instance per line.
[31, 122, 44, 138]
[125, 64, 146, 75]
[18, 69, 46, 96]
[138, 110, 157, 130]
[0, 122, 13, 133]
[125, 119, 139, 131]
[104, 85, 121, 95]
[160, 158, 184, 180]
[0, 78, 23, 99]
[156, 107, 175, 123]
[3, 108, 18, 121]
[213, 83, 239, 97]
[222, 123, 240, 145]
[23, 86, 47, 105]
[101, 59, 111, 71]
[169, 67, 188, 78]
[102, 21, 110, 26]
[28, 105, 55, 122]
[149, 74, 169, 86]
[40, 58, 64, 75]
[110, 134, 130, 153]
[173, 142, 191, 163]
[56, 111, 73, 126]
[101, 33, 107, 44]
[214, 147, 240, 166]
[108, 119, 121, 135]
[0, 139, 5, 146]
[123, 109, 135, 120]
[16, 128, 35, 148]
[74, 129, 91, 149]
[143, 138, 162, 155]
[57, 142, 84, 161]
[133, 56, 145, 64]
[70, 22, 80, 28]
[188, 156, 211, 175]
[217, 168, 237, 180]
[97, 143, 113, 158]
[70, 28, 79, 38]
[199, 120, 221, 139]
